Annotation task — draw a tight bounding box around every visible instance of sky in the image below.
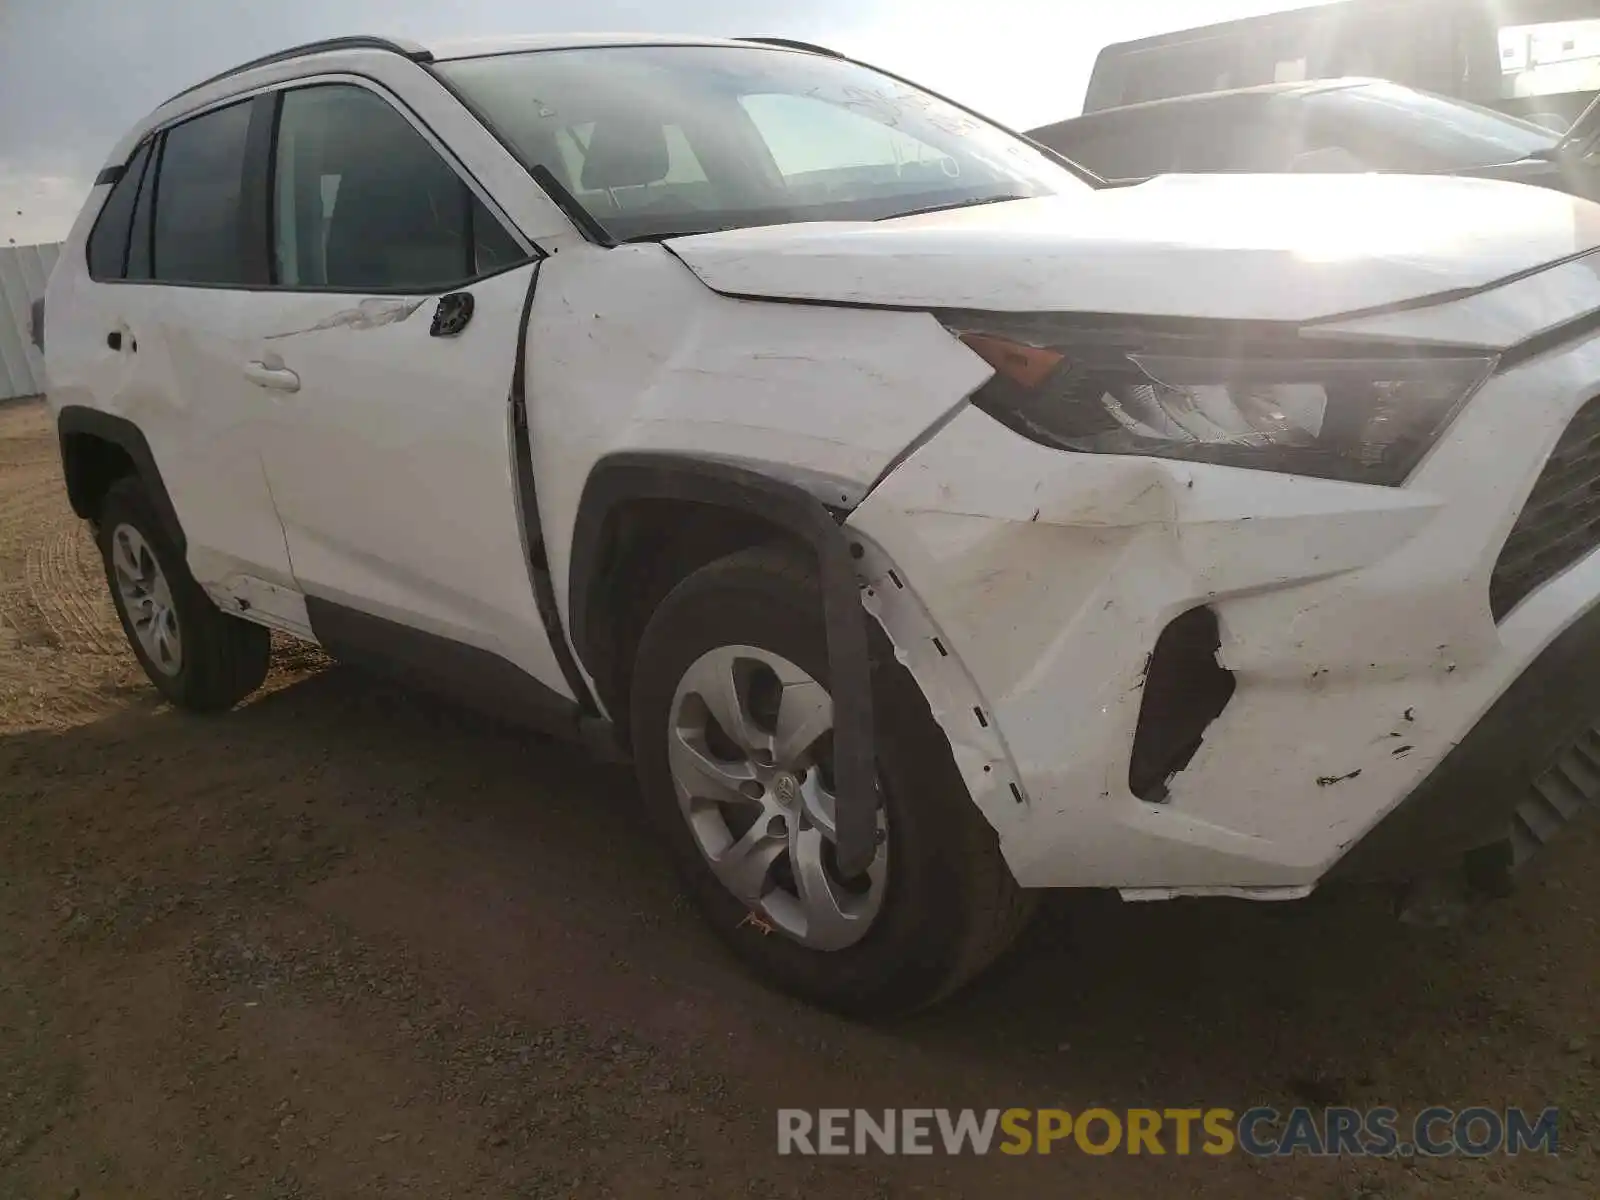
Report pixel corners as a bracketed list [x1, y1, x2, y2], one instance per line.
[0, 0, 1323, 246]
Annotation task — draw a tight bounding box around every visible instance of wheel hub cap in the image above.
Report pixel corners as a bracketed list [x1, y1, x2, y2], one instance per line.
[772, 772, 801, 808]
[110, 523, 183, 677]
[667, 645, 888, 951]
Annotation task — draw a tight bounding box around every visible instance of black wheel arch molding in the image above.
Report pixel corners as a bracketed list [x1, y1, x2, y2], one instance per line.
[568, 451, 880, 877]
[55, 405, 187, 555]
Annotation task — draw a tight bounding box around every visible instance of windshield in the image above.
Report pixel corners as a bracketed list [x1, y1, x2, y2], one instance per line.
[435, 44, 1092, 242]
[1307, 81, 1561, 167]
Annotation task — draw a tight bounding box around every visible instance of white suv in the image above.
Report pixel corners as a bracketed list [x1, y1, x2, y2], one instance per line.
[42, 33, 1600, 1013]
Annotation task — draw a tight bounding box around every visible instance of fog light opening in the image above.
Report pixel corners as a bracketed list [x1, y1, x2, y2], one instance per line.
[1129, 607, 1237, 803]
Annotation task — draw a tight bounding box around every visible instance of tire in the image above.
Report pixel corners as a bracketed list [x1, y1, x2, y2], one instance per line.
[96, 475, 270, 712]
[630, 543, 1035, 1016]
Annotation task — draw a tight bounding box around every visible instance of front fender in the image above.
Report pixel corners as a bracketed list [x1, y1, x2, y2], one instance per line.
[520, 243, 992, 637]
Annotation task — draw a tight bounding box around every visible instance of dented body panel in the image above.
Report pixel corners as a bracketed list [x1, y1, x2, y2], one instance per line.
[848, 313, 1600, 889]
[44, 33, 1600, 913]
[521, 243, 991, 646]
[245, 264, 580, 692]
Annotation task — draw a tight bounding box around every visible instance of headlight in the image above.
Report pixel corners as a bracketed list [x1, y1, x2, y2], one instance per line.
[947, 319, 1497, 485]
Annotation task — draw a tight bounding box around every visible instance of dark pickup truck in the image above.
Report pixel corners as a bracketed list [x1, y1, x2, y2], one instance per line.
[1029, 78, 1600, 198]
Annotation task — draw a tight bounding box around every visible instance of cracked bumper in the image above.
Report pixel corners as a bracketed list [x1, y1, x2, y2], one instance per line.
[1329, 599, 1600, 882]
[846, 331, 1600, 892]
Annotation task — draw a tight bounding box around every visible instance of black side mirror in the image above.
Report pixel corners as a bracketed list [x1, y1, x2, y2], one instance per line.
[430, 292, 475, 338]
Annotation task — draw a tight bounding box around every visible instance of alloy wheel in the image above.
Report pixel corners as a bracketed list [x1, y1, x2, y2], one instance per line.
[666, 644, 888, 950]
[110, 523, 183, 677]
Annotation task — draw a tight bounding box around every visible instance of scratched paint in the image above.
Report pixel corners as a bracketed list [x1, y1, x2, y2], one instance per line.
[265, 297, 427, 340]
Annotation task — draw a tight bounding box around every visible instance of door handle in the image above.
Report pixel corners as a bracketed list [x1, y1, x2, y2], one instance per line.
[243, 360, 301, 393]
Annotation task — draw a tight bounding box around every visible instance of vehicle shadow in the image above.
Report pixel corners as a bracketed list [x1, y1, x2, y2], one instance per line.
[2, 659, 1587, 1122]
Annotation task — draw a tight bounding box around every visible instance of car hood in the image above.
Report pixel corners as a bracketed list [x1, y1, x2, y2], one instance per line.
[667, 173, 1600, 323]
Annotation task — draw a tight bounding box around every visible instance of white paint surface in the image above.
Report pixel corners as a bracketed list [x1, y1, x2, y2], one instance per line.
[0, 243, 59, 402]
[670, 174, 1600, 320]
[850, 325, 1600, 887]
[42, 37, 1600, 900]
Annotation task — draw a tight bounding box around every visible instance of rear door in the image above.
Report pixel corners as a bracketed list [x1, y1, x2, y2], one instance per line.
[65, 95, 302, 621]
[235, 81, 576, 700]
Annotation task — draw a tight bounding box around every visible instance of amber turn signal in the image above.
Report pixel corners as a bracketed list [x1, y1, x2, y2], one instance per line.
[957, 332, 1065, 389]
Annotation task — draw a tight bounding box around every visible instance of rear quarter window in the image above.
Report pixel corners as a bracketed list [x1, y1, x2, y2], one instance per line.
[86, 141, 153, 281]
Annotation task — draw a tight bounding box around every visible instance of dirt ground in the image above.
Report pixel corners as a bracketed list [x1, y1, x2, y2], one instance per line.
[0, 396, 1596, 1199]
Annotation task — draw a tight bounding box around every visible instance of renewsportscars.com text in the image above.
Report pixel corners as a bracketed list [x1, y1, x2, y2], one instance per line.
[777, 1107, 1560, 1158]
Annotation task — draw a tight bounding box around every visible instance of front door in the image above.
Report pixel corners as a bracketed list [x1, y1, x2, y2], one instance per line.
[236, 81, 573, 700]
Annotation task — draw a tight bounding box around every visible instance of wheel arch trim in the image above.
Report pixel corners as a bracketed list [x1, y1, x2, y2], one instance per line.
[55, 405, 186, 555]
[569, 451, 879, 876]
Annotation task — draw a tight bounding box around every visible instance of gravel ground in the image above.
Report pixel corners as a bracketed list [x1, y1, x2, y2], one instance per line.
[1, 397, 1597, 1198]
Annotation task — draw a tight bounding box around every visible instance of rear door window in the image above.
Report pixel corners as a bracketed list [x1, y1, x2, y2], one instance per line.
[125, 139, 159, 281]
[150, 99, 256, 285]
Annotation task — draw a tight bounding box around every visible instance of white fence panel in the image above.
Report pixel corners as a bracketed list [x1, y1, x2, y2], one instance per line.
[0, 242, 61, 402]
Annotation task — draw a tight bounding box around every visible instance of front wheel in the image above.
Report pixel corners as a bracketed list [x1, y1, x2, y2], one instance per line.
[630, 544, 1033, 1015]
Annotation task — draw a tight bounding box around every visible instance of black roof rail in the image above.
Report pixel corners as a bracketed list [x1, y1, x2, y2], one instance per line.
[164, 35, 433, 106]
[737, 37, 842, 58]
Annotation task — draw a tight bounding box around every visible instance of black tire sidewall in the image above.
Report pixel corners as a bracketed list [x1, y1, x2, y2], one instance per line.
[96, 477, 263, 710]
[631, 549, 987, 1015]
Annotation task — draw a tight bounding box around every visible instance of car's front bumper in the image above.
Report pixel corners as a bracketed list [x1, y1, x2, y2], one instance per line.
[1328, 595, 1600, 883]
[846, 319, 1600, 894]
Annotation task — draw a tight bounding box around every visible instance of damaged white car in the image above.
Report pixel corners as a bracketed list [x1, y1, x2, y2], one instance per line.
[42, 33, 1600, 1013]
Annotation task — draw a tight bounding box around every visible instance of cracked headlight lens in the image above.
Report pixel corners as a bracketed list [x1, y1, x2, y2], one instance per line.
[948, 321, 1497, 485]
